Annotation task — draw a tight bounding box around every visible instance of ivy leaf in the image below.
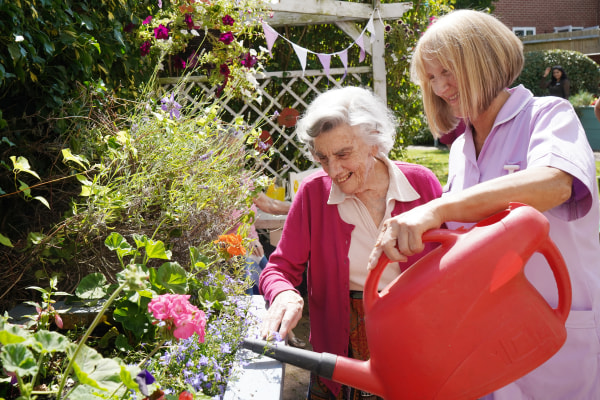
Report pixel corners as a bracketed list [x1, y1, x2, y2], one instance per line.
[0, 343, 38, 376]
[0, 232, 13, 247]
[62, 148, 89, 170]
[10, 156, 40, 180]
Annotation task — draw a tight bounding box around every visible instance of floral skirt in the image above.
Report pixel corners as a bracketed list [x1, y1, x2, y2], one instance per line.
[306, 297, 383, 400]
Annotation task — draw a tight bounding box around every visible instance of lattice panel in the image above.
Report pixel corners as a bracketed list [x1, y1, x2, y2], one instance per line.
[159, 66, 372, 189]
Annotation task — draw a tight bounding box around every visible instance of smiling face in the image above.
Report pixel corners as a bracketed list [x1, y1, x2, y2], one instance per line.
[313, 124, 378, 195]
[552, 68, 563, 81]
[424, 58, 463, 118]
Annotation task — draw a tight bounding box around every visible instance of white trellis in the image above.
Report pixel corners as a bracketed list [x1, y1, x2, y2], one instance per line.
[160, 0, 411, 186]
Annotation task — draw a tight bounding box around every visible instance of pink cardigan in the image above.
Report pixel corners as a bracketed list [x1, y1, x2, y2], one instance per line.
[259, 161, 443, 394]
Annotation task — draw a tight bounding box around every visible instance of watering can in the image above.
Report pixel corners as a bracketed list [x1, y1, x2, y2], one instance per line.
[243, 203, 572, 399]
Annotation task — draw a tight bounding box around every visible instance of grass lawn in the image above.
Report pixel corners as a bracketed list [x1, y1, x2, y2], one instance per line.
[403, 146, 600, 187]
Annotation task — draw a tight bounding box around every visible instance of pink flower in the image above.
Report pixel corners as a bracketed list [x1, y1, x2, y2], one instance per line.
[222, 15, 235, 26]
[148, 294, 207, 342]
[154, 24, 169, 40]
[219, 31, 234, 45]
[142, 15, 153, 25]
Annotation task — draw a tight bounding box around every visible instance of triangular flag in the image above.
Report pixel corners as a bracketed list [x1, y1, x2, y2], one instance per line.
[262, 21, 279, 56]
[356, 34, 366, 62]
[292, 43, 308, 75]
[366, 15, 376, 43]
[317, 53, 331, 77]
[338, 49, 348, 81]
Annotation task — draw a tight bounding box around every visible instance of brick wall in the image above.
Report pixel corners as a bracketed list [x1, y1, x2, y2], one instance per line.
[493, 0, 600, 34]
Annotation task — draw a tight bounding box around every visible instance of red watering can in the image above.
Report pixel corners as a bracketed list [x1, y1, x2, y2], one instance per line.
[243, 203, 572, 399]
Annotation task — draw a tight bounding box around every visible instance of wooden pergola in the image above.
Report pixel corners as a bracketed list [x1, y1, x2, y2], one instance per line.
[268, 0, 412, 103]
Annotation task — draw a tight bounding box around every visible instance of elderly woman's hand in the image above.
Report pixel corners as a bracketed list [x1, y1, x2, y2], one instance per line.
[368, 202, 443, 270]
[260, 289, 304, 340]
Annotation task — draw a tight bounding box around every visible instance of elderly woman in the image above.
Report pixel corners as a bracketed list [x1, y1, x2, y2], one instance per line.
[370, 10, 600, 399]
[259, 86, 442, 399]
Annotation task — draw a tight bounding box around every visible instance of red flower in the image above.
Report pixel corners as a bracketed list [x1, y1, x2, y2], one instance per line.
[219, 31, 234, 45]
[219, 63, 230, 77]
[277, 107, 300, 128]
[240, 52, 257, 69]
[179, 392, 193, 400]
[184, 13, 194, 29]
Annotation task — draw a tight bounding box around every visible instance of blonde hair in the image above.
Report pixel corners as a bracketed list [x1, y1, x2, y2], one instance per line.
[410, 10, 524, 135]
[296, 86, 397, 157]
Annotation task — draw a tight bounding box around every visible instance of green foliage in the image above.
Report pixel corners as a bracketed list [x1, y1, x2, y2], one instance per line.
[515, 49, 600, 96]
[385, 0, 453, 153]
[569, 91, 596, 108]
[452, 0, 495, 11]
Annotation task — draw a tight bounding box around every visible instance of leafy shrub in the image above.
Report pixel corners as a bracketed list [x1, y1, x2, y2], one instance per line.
[569, 91, 596, 108]
[514, 49, 600, 96]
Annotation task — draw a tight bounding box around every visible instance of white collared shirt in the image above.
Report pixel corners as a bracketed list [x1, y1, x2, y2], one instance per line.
[328, 153, 421, 290]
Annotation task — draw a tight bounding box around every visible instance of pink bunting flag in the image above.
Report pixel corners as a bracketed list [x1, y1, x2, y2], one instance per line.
[356, 34, 366, 63]
[366, 16, 376, 43]
[292, 43, 308, 75]
[262, 21, 279, 56]
[317, 54, 331, 77]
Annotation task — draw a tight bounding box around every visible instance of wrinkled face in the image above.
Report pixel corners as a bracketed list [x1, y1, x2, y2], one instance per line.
[552, 68, 563, 80]
[424, 58, 463, 118]
[313, 124, 378, 195]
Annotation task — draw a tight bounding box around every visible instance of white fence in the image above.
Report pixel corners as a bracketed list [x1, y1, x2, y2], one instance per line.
[159, 66, 371, 186]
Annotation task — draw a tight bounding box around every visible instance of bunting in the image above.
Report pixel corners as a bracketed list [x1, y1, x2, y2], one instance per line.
[261, 9, 382, 79]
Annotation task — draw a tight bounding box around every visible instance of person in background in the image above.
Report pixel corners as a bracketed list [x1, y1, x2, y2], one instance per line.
[540, 65, 570, 99]
[259, 86, 443, 399]
[370, 10, 600, 399]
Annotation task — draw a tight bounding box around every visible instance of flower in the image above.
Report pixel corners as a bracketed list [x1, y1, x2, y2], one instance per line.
[140, 41, 152, 56]
[154, 24, 170, 40]
[214, 234, 246, 257]
[240, 52, 258, 69]
[148, 294, 207, 343]
[222, 14, 235, 26]
[184, 13, 194, 29]
[219, 63, 230, 77]
[135, 369, 156, 396]
[143, 15, 153, 25]
[173, 55, 186, 70]
[179, 392, 193, 400]
[160, 93, 182, 120]
[219, 31, 234, 45]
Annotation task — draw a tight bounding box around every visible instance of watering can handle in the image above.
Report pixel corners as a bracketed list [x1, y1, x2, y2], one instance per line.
[364, 229, 457, 310]
[539, 238, 572, 323]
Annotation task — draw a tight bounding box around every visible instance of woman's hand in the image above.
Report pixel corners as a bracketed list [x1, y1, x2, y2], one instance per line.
[260, 290, 304, 340]
[368, 202, 443, 270]
[543, 67, 551, 77]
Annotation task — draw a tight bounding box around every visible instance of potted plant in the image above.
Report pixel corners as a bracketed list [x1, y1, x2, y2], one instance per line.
[570, 91, 600, 151]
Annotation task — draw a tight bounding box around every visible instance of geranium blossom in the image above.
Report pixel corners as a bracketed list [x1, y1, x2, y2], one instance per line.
[219, 31, 234, 45]
[148, 294, 207, 343]
[154, 24, 169, 40]
[214, 234, 246, 257]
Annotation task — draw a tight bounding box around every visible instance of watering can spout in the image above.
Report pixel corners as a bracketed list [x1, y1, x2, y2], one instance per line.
[241, 338, 384, 397]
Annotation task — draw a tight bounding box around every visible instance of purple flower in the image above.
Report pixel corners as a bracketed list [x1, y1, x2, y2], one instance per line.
[222, 15, 235, 26]
[240, 52, 257, 69]
[142, 15, 153, 25]
[219, 31, 234, 45]
[154, 24, 169, 40]
[187, 54, 199, 68]
[135, 370, 156, 396]
[161, 93, 182, 119]
[219, 63, 230, 77]
[140, 41, 151, 56]
[184, 13, 194, 29]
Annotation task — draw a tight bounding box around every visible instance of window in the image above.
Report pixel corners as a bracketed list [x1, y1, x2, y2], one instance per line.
[513, 27, 536, 37]
[554, 25, 583, 33]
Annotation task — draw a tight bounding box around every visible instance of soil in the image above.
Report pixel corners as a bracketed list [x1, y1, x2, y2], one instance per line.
[282, 306, 311, 400]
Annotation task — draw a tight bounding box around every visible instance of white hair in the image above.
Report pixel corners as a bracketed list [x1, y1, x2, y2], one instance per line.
[295, 86, 397, 157]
